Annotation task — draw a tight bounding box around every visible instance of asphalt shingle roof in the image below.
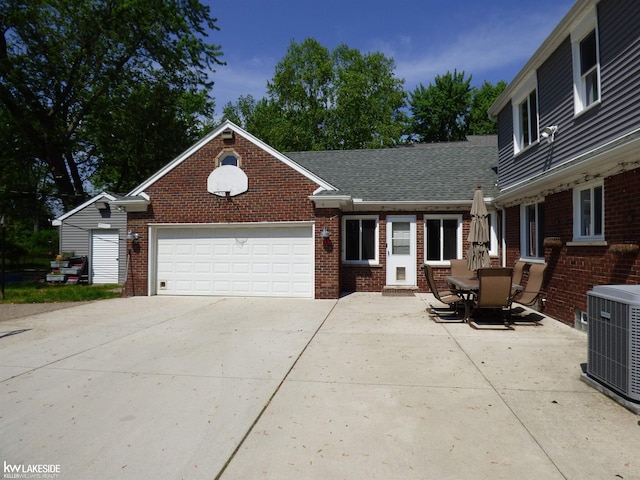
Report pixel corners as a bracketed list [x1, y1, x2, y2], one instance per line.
[286, 136, 499, 203]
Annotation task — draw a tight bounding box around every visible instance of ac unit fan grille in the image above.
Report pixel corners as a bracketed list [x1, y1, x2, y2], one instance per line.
[587, 296, 629, 393]
[631, 306, 640, 397]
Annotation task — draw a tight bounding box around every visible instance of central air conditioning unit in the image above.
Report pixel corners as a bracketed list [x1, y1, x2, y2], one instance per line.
[585, 285, 640, 409]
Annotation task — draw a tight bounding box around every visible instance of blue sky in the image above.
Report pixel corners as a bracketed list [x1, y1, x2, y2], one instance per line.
[205, 0, 575, 118]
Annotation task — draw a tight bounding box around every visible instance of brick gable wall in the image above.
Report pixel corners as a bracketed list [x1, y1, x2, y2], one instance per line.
[123, 134, 341, 298]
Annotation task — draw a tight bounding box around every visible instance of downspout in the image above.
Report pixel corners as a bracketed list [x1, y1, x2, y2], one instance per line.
[501, 208, 507, 267]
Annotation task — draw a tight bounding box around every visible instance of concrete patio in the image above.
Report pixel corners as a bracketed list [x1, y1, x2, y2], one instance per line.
[1, 293, 638, 479]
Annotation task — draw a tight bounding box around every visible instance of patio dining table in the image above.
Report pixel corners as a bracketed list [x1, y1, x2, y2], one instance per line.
[445, 275, 522, 322]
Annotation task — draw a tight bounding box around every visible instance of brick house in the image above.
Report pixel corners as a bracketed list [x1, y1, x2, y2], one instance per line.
[111, 121, 501, 299]
[488, 0, 640, 327]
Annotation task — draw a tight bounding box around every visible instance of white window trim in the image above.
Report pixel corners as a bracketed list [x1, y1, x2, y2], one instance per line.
[520, 201, 545, 260]
[423, 214, 462, 266]
[342, 215, 380, 265]
[488, 211, 499, 257]
[215, 149, 241, 168]
[571, 7, 601, 116]
[573, 179, 604, 242]
[511, 74, 539, 155]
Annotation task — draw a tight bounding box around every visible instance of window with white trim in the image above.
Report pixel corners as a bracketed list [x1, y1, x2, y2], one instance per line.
[424, 215, 462, 264]
[512, 75, 538, 154]
[573, 181, 604, 241]
[215, 149, 241, 167]
[343, 216, 379, 264]
[571, 8, 600, 115]
[521, 202, 545, 259]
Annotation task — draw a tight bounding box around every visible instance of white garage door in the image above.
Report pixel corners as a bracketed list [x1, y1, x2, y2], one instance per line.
[156, 225, 314, 297]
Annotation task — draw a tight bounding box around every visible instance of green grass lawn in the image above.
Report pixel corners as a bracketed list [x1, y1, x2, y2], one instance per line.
[1, 283, 122, 304]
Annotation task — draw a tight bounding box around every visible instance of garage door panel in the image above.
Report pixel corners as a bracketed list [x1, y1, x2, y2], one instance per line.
[157, 225, 313, 297]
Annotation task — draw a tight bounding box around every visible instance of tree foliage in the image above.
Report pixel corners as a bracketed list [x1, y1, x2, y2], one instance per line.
[223, 38, 407, 151]
[409, 70, 472, 142]
[0, 0, 223, 209]
[469, 80, 507, 135]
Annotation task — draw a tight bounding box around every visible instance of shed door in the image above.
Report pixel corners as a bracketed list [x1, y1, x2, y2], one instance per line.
[156, 225, 313, 297]
[91, 230, 119, 284]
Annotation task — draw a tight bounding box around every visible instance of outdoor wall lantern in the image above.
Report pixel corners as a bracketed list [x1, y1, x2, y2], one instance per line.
[127, 231, 140, 244]
[320, 227, 331, 247]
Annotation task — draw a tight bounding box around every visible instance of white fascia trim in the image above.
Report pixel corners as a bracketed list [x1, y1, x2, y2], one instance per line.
[308, 194, 352, 208]
[128, 120, 337, 196]
[148, 221, 315, 229]
[349, 200, 482, 211]
[109, 196, 150, 212]
[53, 191, 118, 223]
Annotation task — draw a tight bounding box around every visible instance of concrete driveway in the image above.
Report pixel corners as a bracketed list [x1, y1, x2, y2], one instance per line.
[1, 294, 638, 479]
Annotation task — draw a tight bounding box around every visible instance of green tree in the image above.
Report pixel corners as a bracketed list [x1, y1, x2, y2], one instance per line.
[410, 70, 472, 142]
[222, 94, 258, 130]
[329, 45, 407, 149]
[0, 0, 223, 209]
[225, 38, 406, 151]
[267, 38, 334, 151]
[469, 80, 507, 135]
[89, 77, 214, 193]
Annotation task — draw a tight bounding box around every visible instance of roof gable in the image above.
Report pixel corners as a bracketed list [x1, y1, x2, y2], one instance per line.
[127, 120, 337, 196]
[53, 191, 118, 224]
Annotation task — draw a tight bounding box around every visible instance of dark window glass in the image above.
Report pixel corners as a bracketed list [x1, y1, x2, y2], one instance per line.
[521, 99, 529, 147]
[345, 220, 359, 260]
[594, 186, 603, 235]
[220, 155, 238, 166]
[426, 219, 440, 261]
[443, 219, 458, 260]
[361, 219, 376, 260]
[537, 203, 545, 254]
[580, 30, 597, 75]
[529, 91, 538, 142]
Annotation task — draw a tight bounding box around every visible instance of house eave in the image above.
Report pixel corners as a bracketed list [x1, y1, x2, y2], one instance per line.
[494, 128, 640, 208]
[309, 197, 490, 212]
[351, 200, 481, 212]
[489, 0, 598, 116]
[110, 194, 150, 212]
[53, 191, 119, 223]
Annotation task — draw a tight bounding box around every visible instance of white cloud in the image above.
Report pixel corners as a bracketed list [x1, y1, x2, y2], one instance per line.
[391, 8, 571, 90]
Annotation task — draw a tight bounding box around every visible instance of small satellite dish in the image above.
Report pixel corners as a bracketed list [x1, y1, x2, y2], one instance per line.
[207, 165, 248, 197]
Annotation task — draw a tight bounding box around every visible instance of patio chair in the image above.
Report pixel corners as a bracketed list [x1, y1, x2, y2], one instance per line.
[471, 267, 514, 327]
[422, 264, 464, 321]
[450, 259, 474, 277]
[511, 260, 527, 297]
[512, 261, 527, 286]
[513, 263, 547, 307]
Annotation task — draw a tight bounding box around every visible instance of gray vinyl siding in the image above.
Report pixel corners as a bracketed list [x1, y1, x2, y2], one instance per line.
[497, 0, 640, 189]
[58, 205, 127, 284]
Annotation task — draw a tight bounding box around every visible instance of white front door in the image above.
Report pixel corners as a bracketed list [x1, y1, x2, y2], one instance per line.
[386, 216, 416, 286]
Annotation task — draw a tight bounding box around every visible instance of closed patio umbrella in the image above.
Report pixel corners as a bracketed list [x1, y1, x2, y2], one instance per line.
[466, 185, 491, 272]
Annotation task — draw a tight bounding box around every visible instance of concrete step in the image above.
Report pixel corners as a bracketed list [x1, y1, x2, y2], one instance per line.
[381, 286, 419, 296]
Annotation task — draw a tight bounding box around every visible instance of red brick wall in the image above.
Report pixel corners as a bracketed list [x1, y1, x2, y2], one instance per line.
[123, 134, 341, 298]
[340, 211, 501, 294]
[505, 168, 640, 326]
